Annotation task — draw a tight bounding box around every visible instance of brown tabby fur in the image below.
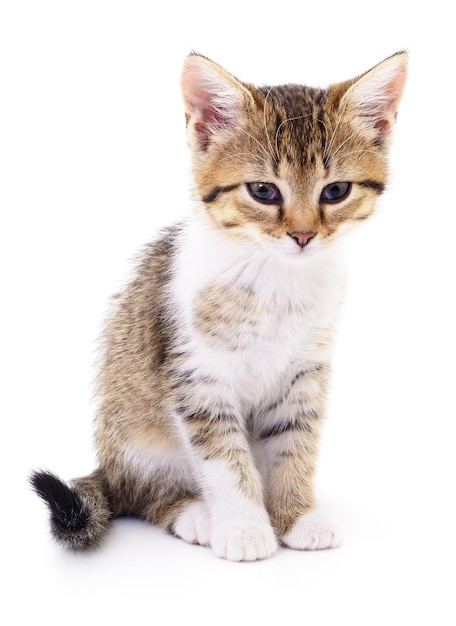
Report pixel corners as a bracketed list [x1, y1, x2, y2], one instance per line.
[31, 52, 407, 558]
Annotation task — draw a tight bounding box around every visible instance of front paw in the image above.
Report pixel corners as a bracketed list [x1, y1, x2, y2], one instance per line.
[281, 509, 341, 551]
[212, 521, 278, 561]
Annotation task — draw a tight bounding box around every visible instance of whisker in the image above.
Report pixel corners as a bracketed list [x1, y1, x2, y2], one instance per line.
[237, 128, 273, 163]
[274, 113, 314, 154]
[324, 98, 350, 162]
[272, 112, 330, 164]
[316, 116, 329, 162]
[216, 151, 272, 168]
[329, 129, 364, 162]
[262, 87, 277, 160]
[328, 149, 384, 167]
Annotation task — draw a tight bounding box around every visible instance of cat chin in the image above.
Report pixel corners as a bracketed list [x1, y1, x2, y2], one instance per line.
[265, 238, 330, 266]
[243, 229, 323, 265]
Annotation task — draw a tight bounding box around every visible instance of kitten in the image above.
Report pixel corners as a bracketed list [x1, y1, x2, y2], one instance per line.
[31, 52, 407, 561]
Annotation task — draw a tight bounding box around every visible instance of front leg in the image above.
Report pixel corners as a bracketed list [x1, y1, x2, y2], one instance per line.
[257, 365, 341, 550]
[173, 394, 277, 561]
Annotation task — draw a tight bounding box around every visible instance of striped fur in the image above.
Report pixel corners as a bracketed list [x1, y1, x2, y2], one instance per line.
[31, 52, 407, 560]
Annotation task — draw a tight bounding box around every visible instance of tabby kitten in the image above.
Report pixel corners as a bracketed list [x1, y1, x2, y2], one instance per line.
[31, 52, 407, 561]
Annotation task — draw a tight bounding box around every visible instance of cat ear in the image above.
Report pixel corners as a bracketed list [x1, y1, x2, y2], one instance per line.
[181, 54, 254, 150]
[340, 52, 408, 144]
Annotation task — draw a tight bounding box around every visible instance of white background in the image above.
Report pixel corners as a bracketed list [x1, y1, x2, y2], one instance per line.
[2, 1, 455, 624]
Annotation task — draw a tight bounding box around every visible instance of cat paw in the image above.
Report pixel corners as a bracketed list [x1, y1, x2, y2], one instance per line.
[173, 501, 211, 547]
[280, 509, 341, 551]
[211, 522, 278, 561]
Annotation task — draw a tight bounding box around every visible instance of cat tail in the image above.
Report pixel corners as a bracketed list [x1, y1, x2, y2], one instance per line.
[29, 469, 112, 551]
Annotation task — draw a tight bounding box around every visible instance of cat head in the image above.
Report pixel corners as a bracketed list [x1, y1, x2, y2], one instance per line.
[181, 52, 408, 262]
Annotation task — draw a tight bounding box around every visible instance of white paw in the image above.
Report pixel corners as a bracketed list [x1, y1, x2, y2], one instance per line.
[281, 509, 341, 551]
[173, 501, 211, 547]
[211, 522, 278, 562]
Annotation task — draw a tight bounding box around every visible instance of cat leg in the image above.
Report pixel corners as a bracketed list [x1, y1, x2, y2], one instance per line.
[174, 404, 277, 561]
[260, 425, 340, 550]
[107, 435, 266, 554]
[202, 458, 278, 561]
[109, 442, 212, 547]
[280, 508, 341, 550]
[169, 485, 276, 559]
[128, 481, 213, 548]
[172, 500, 211, 546]
[257, 368, 340, 550]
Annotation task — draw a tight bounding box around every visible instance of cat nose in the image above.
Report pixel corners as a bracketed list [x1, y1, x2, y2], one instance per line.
[287, 231, 316, 248]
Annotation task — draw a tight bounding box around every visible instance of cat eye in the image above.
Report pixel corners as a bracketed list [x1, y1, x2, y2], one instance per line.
[320, 182, 352, 204]
[246, 182, 282, 204]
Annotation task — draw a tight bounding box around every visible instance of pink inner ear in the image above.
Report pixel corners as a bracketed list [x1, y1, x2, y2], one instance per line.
[374, 117, 392, 132]
[382, 65, 407, 115]
[371, 116, 394, 144]
[191, 104, 235, 150]
[182, 58, 245, 149]
[347, 54, 408, 143]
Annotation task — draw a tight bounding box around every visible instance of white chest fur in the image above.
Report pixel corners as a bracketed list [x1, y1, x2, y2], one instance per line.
[169, 212, 346, 411]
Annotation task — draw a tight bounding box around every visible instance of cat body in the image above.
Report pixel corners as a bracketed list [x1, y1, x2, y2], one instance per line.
[31, 52, 408, 561]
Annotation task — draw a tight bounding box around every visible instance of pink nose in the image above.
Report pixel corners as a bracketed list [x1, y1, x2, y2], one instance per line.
[288, 231, 316, 248]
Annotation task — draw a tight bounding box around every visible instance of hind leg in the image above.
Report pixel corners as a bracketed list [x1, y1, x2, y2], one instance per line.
[170, 500, 211, 546]
[111, 443, 211, 547]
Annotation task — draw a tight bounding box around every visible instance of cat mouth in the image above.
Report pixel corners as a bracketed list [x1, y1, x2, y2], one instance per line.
[274, 239, 318, 261]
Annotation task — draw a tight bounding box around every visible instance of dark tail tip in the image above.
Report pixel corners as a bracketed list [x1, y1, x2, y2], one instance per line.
[30, 470, 90, 535]
[30, 469, 111, 550]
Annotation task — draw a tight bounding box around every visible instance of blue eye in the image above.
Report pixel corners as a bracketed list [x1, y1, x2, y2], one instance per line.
[320, 182, 352, 204]
[247, 182, 282, 204]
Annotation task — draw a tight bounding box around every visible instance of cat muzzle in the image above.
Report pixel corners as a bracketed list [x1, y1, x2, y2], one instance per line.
[287, 231, 316, 248]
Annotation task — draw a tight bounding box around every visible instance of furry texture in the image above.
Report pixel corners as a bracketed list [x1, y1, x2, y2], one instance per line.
[31, 52, 407, 561]
[30, 470, 111, 550]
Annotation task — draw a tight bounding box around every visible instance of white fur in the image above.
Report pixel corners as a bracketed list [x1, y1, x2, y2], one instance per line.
[212, 521, 278, 561]
[200, 459, 278, 561]
[281, 509, 342, 550]
[342, 53, 408, 123]
[167, 210, 345, 560]
[173, 501, 211, 547]
[181, 55, 253, 134]
[122, 441, 193, 486]
[170, 449, 278, 560]
[169, 210, 345, 414]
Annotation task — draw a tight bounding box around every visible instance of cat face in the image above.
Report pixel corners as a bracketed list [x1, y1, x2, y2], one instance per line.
[181, 54, 407, 262]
